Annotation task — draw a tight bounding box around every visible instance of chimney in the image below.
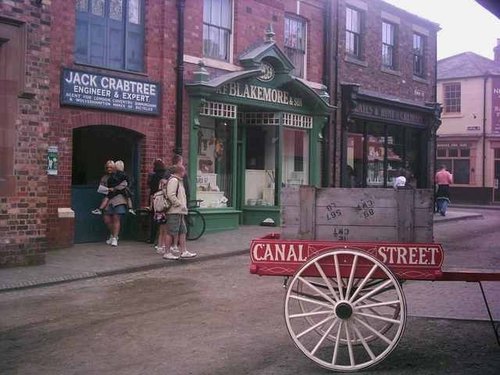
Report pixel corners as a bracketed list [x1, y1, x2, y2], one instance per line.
[494, 38, 500, 64]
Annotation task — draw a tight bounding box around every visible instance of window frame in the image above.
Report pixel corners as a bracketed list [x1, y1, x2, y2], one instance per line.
[381, 21, 396, 70]
[443, 82, 462, 114]
[437, 146, 470, 184]
[346, 7, 362, 59]
[284, 14, 307, 78]
[75, 0, 145, 72]
[203, 0, 233, 62]
[413, 33, 425, 77]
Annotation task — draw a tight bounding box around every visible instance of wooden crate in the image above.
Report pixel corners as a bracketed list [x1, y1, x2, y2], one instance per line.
[281, 187, 434, 242]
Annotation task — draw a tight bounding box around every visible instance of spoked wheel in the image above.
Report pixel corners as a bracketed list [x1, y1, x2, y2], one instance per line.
[284, 248, 407, 372]
[186, 210, 206, 241]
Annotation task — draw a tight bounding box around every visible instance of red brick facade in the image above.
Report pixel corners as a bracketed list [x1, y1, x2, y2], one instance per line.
[0, 0, 438, 267]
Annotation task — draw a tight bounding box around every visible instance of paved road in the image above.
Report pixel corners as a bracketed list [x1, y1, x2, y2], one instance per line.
[0, 209, 499, 375]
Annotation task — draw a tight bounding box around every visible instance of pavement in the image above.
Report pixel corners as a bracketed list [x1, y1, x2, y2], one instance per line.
[0, 207, 485, 293]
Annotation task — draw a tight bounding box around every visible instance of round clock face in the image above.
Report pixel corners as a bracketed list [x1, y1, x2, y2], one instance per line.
[258, 62, 275, 82]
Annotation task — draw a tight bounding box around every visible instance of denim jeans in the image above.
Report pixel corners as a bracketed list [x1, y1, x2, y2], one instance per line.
[436, 198, 449, 216]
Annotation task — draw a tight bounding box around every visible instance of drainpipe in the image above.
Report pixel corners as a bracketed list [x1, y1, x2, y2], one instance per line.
[174, 0, 186, 155]
[483, 75, 487, 187]
[333, 0, 340, 186]
[323, 0, 333, 186]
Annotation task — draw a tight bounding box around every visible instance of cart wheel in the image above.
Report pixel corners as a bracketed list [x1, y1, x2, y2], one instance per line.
[284, 248, 407, 372]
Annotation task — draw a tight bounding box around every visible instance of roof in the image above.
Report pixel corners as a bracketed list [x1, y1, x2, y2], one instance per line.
[476, 0, 500, 18]
[437, 52, 500, 80]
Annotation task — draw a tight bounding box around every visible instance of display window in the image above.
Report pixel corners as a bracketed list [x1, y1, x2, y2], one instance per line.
[196, 117, 232, 208]
[245, 125, 277, 206]
[347, 121, 422, 188]
[282, 128, 309, 186]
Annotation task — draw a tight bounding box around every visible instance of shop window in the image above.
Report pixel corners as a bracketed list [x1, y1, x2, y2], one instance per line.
[443, 83, 461, 113]
[245, 125, 277, 207]
[382, 21, 396, 70]
[413, 33, 424, 76]
[437, 147, 470, 184]
[282, 128, 309, 187]
[346, 7, 362, 59]
[197, 117, 232, 208]
[347, 123, 421, 188]
[75, 0, 144, 72]
[203, 0, 232, 61]
[284, 15, 306, 78]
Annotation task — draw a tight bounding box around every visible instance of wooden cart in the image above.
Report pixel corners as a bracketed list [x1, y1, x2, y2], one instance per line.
[250, 187, 500, 372]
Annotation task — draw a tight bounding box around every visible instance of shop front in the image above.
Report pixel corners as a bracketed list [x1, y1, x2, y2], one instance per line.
[341, 84, 440, 189]
[186, 44, 332, 232]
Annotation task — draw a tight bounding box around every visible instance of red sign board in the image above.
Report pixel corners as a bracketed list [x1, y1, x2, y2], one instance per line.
[250, 234, 444, 280]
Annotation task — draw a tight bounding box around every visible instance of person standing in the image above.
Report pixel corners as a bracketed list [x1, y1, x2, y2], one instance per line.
[147, 159, 169, 244]
[435, 164, 453, 216]
[162, 164, 196, 260]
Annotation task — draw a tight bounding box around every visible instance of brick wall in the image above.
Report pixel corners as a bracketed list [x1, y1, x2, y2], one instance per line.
[337, 0, 438, 104]
[0, 0, 51, 267]
[45, 0, 179, 249]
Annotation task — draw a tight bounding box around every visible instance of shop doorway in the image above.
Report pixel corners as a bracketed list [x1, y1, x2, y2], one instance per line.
[71, 125, 143, 243]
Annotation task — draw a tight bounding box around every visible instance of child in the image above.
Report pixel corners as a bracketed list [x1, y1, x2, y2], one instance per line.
[92, 160, 136, 215]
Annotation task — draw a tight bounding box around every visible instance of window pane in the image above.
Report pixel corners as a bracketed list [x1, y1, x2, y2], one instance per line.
[437, 159, 452, 173]
[197, 118, 233, 208]
[460, 148, 470, 157]
[437, 148, 446, 157]
[282, 129, 309, 186]
[444, 83, 461, 113]
[211, 0, 222, 25]
[221, 0, 231, 28]
[449, 148, 458, 157]
[128, 0, 141, 24]
[91, 0, 104, 16]
[77, 0, 89, 12]
[110, 0, 123, 20]
[366, 126, 385, 187]
[203, 0, 210, 23]
[453, 159, 470, 184]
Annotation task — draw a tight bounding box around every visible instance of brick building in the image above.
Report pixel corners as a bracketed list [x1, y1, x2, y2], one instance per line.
[333, 0, 441, 189]
[0, 0, 51, 266]
[0, 0, 441, 267]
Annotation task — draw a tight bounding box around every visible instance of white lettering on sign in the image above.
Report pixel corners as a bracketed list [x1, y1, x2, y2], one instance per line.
[376, 246, 440, 265]
[216, 82, 303, 107]
[65, 71, 156, 96]
[252, 243, 307, 262]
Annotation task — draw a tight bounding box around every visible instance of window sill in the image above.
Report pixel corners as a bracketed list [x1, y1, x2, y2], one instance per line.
[441, 113, 463, 119]
[380, 67, 401, 76]
[73, 62, 149, 77]
[413, 75, 429, 84]
[345, 55, 368, 67]
[184, 54, 241, 72]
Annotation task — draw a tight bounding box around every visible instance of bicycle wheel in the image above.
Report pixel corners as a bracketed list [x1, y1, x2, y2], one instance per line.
[186, 210, 206, 241]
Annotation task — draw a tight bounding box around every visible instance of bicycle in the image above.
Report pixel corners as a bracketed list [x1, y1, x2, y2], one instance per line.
[186, 199, 206, 241]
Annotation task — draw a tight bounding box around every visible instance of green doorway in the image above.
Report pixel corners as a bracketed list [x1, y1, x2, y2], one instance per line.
[71, 125, 143, 243]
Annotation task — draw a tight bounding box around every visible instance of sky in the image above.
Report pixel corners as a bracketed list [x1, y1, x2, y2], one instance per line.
[384, 0, 500, 60]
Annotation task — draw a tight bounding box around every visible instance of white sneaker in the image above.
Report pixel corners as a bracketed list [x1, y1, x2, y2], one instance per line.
[155, 246, 165, 254]
[180, 250, 197, 258]
[106, 235, 113, 245]
[128, 209, 136, 215]
[92, 208, 102, 215]
[163, 252, 180, 260]
[110, 237, 118, 247]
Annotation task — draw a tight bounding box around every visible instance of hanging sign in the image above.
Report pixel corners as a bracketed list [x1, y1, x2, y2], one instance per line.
[60, 68, 161, 115]
[492, 77, 500, 133]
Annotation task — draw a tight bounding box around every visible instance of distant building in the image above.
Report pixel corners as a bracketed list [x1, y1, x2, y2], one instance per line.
[334, 0, 441, 189]
[437, 40, 500, 204]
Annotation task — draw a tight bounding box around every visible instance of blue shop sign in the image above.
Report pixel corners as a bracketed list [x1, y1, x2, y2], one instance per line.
[60, 68, 160, 115]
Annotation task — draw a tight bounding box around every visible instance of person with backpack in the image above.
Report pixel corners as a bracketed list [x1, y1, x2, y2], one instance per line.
[158, 164, 196, 260]
[147, 159, 170, 245]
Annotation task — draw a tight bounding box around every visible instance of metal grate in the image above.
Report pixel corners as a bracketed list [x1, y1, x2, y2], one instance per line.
[200, 101, 237, 119]
[282, 113, 313, 129]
